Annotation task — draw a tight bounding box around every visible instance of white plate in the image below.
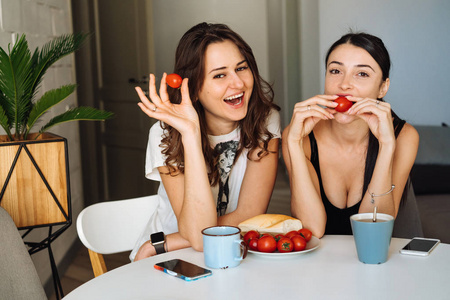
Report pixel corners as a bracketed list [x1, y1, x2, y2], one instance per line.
[248, 236, 320, 258]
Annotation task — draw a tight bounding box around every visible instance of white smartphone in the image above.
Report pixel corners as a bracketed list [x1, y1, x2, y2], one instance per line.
[154, 259, 212, 281]
[399, 237, 440, 256]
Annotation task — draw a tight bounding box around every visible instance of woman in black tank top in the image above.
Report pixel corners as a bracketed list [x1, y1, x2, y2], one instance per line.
[282, 32, 421, 238]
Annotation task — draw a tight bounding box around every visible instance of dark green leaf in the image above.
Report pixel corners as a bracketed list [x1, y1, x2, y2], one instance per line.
[31, 33, 90, 94]
[26, 84, 76, 136]
[0, 34, 34, 137]
[38, 107, 114, 134]
[0, 104, 12, 139]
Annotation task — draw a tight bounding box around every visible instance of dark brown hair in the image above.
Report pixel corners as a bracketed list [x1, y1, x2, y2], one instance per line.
[161, 22, 280, 185]
[325, 32, 391, 82]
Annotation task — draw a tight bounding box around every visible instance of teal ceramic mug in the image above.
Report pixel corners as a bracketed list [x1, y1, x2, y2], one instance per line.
[350, 213, 395, 264]
[201, 226, 248, 269]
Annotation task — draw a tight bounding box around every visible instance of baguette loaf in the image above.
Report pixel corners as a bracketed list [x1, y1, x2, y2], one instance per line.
[238, 214, 302, 234]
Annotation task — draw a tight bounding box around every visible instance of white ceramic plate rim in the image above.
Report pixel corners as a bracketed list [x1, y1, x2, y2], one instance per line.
[248, 236, 320, 257]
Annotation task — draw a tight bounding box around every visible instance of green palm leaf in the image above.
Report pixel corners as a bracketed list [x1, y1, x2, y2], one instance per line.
[0, 105, 12, 140]
[0, 46, 14, 120]
[25, 84, 76, 138]
[0, 34, 34, 138]
[37, 107, 114, 136]
[30, 33, 89, 94]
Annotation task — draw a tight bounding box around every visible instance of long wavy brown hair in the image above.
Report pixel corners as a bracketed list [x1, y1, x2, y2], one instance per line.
[161, 22, 280, 186]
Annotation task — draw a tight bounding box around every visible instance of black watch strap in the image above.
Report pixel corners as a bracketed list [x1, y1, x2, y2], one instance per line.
[154, 242, 166, 254]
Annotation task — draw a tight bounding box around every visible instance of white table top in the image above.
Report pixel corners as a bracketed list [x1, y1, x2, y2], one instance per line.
[63, 235, 450, 300]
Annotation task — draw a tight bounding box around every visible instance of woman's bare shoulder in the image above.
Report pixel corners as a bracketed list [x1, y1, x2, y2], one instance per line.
[398, 122, 419, 144]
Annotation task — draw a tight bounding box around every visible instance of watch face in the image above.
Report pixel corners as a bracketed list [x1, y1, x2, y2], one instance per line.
[151, 232, 165, 243]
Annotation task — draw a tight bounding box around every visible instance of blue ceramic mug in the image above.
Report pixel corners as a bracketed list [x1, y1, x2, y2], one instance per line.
[350, 213, 395, 264]
[201, 226, 248, 269]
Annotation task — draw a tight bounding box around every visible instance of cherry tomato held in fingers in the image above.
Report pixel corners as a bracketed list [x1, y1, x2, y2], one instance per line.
[277, 237, 294, 253]
[248, 238, 259, 251]
[298, 228, 313, 242]
[257, 235, 277, 253]
[243, 230, 260, 245]
[334, 96, 354, 113]
[166, 73, 182, 89]
[291, 235, 307, 251]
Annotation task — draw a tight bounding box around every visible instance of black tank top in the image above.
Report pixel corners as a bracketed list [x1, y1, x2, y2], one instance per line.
[309, 117, 406, 235]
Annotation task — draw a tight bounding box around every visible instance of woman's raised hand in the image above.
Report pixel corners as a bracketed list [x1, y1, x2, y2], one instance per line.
[136, 73, 200, 136]
[347, 97, 395, 145]
[287, 95, 338, 142]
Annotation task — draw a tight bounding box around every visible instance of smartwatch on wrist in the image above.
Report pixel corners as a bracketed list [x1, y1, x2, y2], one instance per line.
[150, 232, 166, 254]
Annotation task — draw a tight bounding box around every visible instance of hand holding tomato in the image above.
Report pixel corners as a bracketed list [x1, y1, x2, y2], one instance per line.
[136, 73, 200, 137]
[286, 95, 337, 143]
[346, 96, 396, 145]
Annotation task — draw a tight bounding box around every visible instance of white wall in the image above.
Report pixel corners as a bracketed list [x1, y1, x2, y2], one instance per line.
[300, 0, 450, 126]
[0, 0, 84, 295]
[152, 0, 270, 79]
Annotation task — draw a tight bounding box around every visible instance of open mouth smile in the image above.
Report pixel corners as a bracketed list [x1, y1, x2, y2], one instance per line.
[224, 92, 244, 106]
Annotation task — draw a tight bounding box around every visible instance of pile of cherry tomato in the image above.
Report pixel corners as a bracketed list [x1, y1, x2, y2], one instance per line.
[242, 228, 313, 253]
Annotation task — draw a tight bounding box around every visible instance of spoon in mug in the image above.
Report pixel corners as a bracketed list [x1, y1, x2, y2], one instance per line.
[372, 206, 377, 222]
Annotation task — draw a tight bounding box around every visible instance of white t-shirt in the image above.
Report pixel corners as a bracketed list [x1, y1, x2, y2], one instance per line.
[130, 109, 280, 261]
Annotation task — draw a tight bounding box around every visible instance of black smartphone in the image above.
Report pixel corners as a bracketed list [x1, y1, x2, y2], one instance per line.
[399, 237, 440, 256]
[154, 259, 212, 281]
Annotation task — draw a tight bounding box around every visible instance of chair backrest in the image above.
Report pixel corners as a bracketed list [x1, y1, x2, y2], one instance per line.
[77, 195, 159, 255]
[0, 207, 47, 299]
[392, 177, 424, 239]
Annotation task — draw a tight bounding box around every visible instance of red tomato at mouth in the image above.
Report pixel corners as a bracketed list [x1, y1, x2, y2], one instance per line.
[334, 96, 353, 113]
[298, 228, 313, 242]
[243, 230, 259, 245]
[257, 235, 277, 253]
[277, 237, 294, 253]
[291, 235, 307, 251]
[166, 73, 182, 89]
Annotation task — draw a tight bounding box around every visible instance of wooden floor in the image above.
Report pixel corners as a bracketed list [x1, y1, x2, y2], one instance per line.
[49, 168, 291, 299]
[49, 249, 131, 300]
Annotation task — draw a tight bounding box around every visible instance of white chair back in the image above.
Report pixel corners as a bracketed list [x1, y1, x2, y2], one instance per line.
[77, 195, 158, 255]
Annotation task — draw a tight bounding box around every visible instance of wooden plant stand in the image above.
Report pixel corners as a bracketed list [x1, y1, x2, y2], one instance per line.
[0, 133, 72, 300]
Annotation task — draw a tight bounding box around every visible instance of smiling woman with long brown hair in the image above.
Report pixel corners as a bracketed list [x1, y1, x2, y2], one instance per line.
[131, 22, 280, 261]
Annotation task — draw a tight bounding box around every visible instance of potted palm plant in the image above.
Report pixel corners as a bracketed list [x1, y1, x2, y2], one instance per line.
[0, 33, 113, 141]
[0, 32, 114, 299]
[0, 33, 113, 229]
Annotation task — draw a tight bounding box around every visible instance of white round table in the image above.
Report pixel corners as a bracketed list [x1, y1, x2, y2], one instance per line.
[63, 235, 450, 299]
